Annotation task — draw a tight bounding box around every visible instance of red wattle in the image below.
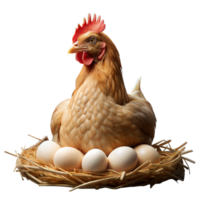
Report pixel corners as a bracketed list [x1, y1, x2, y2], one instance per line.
[82, 52, 94, 66]
[75, 52, 84, 64]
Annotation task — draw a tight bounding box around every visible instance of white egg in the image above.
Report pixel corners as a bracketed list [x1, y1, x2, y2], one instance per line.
[36, 141, 61, 165]
[82, 149, 108, 172]
[108, 146, 138, 172]
[53, 147, 84, 171]
[134, 144, 160, 167]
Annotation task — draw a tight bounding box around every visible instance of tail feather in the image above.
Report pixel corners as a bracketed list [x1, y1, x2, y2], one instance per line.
[128, 75, 159, 137]
[130, 77, 146, 99]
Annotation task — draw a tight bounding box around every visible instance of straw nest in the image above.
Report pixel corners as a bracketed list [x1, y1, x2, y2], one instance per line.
[5, 135, 195, 192]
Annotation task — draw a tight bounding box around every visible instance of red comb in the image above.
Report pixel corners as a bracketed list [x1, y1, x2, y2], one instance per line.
[72, 14, 106, 43]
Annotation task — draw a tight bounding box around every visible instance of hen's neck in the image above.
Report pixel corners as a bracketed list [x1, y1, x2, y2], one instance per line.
[87, 55, 129, 105]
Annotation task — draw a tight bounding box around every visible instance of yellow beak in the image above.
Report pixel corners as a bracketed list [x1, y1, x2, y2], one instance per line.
[68, 44, 88, 54]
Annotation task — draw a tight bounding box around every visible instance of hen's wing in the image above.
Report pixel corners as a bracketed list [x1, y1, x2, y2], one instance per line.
[51, 99, 70, 144]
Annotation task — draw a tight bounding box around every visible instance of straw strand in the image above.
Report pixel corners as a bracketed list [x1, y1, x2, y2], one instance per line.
[4, 151, 17, 157]
[69, 177, 115, 192]
[26, 133, 41, 140]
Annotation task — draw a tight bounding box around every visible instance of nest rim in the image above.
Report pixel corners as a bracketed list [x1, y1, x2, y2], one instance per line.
[5, 135, 195, 192]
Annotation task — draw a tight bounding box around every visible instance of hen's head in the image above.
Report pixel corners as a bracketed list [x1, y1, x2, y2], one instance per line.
[69, 31, 106, 66]
[67, 13, 107, 66]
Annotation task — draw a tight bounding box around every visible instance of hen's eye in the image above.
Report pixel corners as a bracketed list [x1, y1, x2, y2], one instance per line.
[88, 37, 96, 44]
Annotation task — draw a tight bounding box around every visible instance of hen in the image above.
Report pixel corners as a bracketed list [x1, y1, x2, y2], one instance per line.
[51, 14, 156, 155]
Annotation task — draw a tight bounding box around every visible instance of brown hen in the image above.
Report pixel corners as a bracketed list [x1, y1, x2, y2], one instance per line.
[51, 14, 156, 155]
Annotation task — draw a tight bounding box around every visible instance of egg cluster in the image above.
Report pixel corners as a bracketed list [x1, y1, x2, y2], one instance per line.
[36, 141, 160, 172]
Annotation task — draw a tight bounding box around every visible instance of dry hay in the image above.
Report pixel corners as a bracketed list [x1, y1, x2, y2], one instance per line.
[5, 135, 195, 192]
